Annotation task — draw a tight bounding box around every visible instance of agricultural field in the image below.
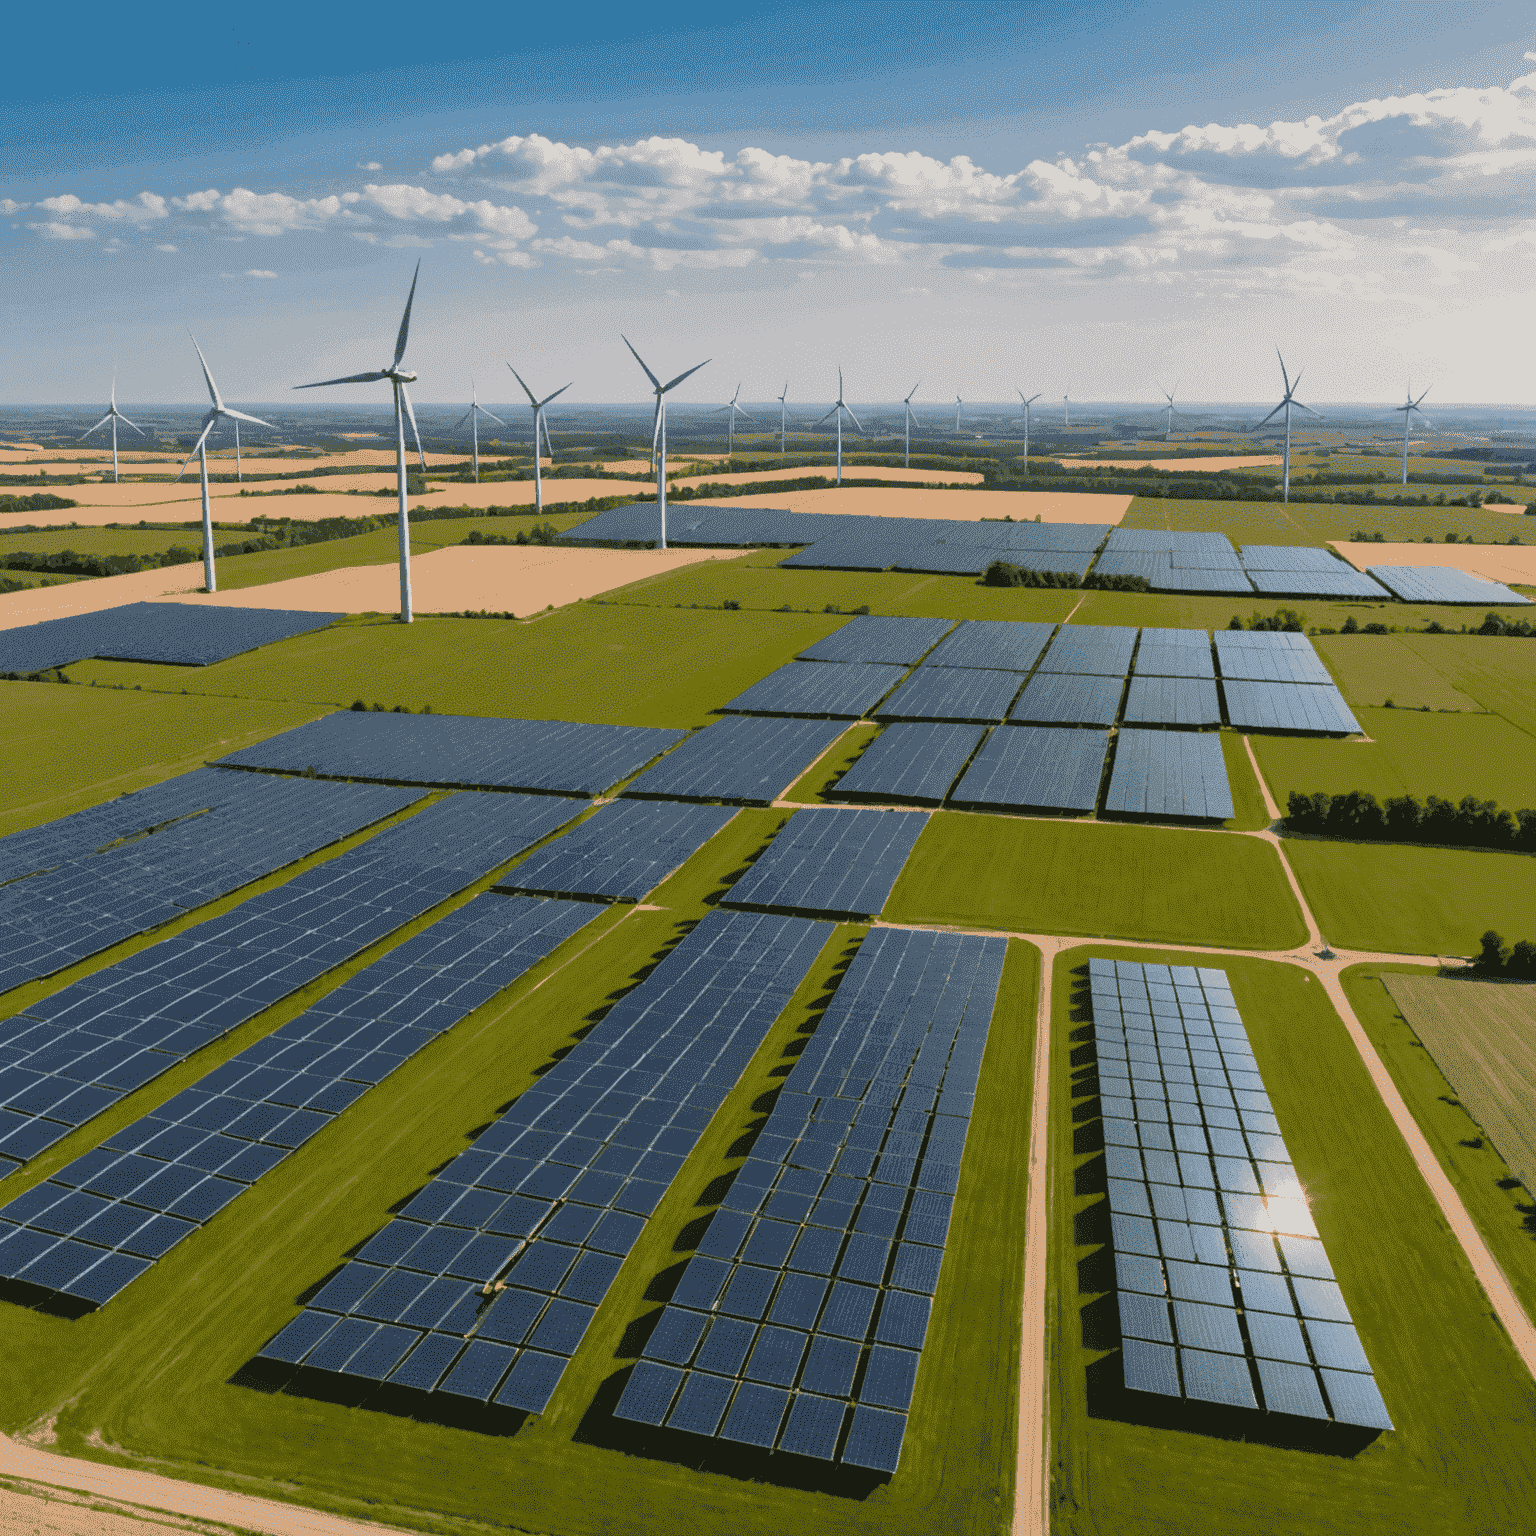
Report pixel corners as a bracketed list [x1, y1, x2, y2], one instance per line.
[1122, 496, 1534, 548]
[1393, 635, 1536, 737]
[1314, 635, 1483, 712]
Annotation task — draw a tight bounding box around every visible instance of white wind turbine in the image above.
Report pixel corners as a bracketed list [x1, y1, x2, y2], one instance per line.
[173, 338, 273, 594]
[1395, 385, 1433, 485]
[623, 336, 709, 550]
[815, 368, 863, 486]
[1064, 394, 1070, 428]
[294, 261, 425, 622]
[953, 394, 963, 432]
[1159, 382, 1181, 441]
[81, 374, 144, 483]
[712, 383, 753, 463]
[777, 381, 789, 453]
[1255, 349, 1321, 503]
[508, 367, 572, 515]
[1017, 390, 1042, 474]
[451, 380, 504, 483]
[902, 381, 925, 469]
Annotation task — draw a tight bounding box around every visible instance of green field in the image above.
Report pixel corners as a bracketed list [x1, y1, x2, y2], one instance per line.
[1219, 731, 1273, 830]
[884, 813, 1307, 949]
[1050, 945, 1536, 1536]
[1393, 635, 1536, 737]
[1122, 496, 1534, 548]
[1314, 634, 1483, 712]
[1281, 838, 1536, 955]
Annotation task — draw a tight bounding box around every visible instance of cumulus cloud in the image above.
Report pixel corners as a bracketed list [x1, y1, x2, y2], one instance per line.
[30, 221, 96, 240]
[245, 269, 278, 278]
[357, 161, 382, 170]
[156, 243, 178, 252]
[1, 199, 26, 215]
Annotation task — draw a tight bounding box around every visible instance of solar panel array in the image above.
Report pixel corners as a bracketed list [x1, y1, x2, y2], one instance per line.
[0, 793, 580, 1175]
[614, 926, 1005, 1471]
[723, 808, 928, 920]
[497, 800, 735, 903]
[1121, 677, 1223, 728]
[1238, 546, 1348, 571]
[253, 909, 833, 1414]
[1213, 633, 1333, 685]
[720, 661, 908, 719]
[622, 717, 847, 805]
[1222, 682, 1361, 735]
[1094, 532, 1254, 595]
[0, 775, 422, 995]
[220, 713, 686, 795]
[1037, 626, 1137, 678]
[951, 726, 1108, 813]
[1009, 672, 1123, 727]
[828, 725, 987, 806]
[921, 620, 1056, 672]
[799, 617, 954, 665]
[0, 602, 341, 675]
[1132, 630, 1216, 680]
[1106, 730, 1233, 819]
[0, 895, 597, 1308]
[1086, 959, 1393, 1431]
[1365, 566, 1532, 606]
[1246, 569, 1391, 599]
[893, 547, 1094, 579]
[874, 668, 1026, 724]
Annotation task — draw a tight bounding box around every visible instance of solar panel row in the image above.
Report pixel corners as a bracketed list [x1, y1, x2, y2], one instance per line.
[254, 909, 833, 1415]
[1086, 958, 1393, 1431]
[921, 620, 1056, 672]
[0, 775, 423, 995]
[1010, 672, 1123, 727]
[951, 726, 1108, 813]
[1246, 569, 1390, 599]
[1105, 730, 1234, 819]
[1222, 681, 1361, 735]
[1121, 677, 1223, 728]
[623, 717, 848, 805]
[798, 617, 955, 666]
[1037, 626, 1138, 678]
[614, 926, 1006, 1471]
[0, 793, 580, 1176]
[875, 667, 1027, 724]
[829, 724, 987, 805]
[1365, 566, 1532, 606]
[0, 896, 597, 1308]
[220, 713, 687, 795]
[720, 661, 908, 720]
[1132, 631, 1217, 680]
[1212, 634, 1333, 685]
[722, 807, 928, 920]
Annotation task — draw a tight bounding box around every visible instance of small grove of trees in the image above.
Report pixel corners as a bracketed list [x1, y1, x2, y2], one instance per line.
[1285, 789, 1536, 851]
[0, 492, 78, 513]
[1474, 612, 1535, 637]
[982, 560, 1150, 591]
[462, 523, 559, 547]
[1473, 931, 1536, 978]
[1227, 608, 1306, 632]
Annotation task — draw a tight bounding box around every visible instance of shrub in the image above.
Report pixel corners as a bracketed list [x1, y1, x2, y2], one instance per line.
[983, 560, 1082, 588]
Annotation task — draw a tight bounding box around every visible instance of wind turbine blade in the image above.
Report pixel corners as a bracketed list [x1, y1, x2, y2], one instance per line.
[621, 336, 663, 391]
[294, 371, 390, 388]
[221, 407, 275, 429]
[189, 334, 223, 410]
[734, 406, 755, 420]
[1414, 387, 1432, 408]
[650, 399, 662, 456]
[1254, 402, 1286, 428]
[844, 406, 864, 432]
[1275, 347, 1291, 394]
[1027, 392, 1041, 405]
[393, 260, 421, 370]
[174, 417, 217, 482]
[538, 383, 572, 408]
[118, 413, 146, 435]
[1293, 401, 1322, 418]
[80, 414, 114, 438]
[661, 358, 710, 393]
[814, 405, 841, 426]
[400, 384, 425, 467]
[450, 408, 475, 432]
[507, 365, 540, 406]
[478, 407, 505, 426]
[908, 381, 922, 402]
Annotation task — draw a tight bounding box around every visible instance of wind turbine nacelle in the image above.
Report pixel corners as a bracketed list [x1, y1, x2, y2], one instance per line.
[389, 369, 419, 383]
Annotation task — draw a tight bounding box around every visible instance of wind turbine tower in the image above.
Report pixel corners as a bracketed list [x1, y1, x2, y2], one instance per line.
[902, 381, 924, 470]
[174, 337, 273, 594]
[81, 374, 144, 483]
[508, 367, 572, 515]
[623, 336, 709, 550]
[1395, 385, 1433, 485]
[1064, 394, 1070, 428]
[294, 261, 425, 621]
[953, 394, 963, 432]
[712, 384, 753, 464]
[1160, 383, 1181, 441]
[778, 382, 789, 453]
[815, 369, 863, 486]
[1017, 391, 1041, 474]
[1255, 349, 1321, 503]
[451, 380, 505, 483]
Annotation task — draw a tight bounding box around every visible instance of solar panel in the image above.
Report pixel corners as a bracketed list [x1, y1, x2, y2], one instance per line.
[1365, 566, 1531, 606]
[1132, 630, 1216, 680]
[1009, 673, 1123, 726]
[1246, 568, 1391, 599]
[1037, 626, 1137, 677]
[613, 1361, 684, 1426]
[1105, 730, 1233, 819]
[622, 717, 847, 804]
[828, 724, 986, 805]
[720, 661, 908, 719]
[1121, 677, 1223, 728]
[920, 620, 1056, 672]
[778, 1392, 847, 1459]
[799, 617, 955, 665]
[1238, 546, 1347, 571]
[1221, 681, 1361, 734]
[1212, 633, 1332, 685]
[841, 1405, 907, 1472]
[951, 726, 1108, 812]
[665, 1370, 736, 1435]
[874, 668, 1026, 723]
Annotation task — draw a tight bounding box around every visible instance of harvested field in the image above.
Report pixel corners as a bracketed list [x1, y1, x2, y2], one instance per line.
[1382, 975, 1536, 1194]
[1332, 541, 1536, 586]
[667, 465, 986, 488]
[1056, 455, 1281, 471]
[700, 487, 1131, 523]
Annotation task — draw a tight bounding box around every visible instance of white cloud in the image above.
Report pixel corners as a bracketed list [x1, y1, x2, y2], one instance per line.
[156, 243, 178, 252]
[245, 269, 278, 278]
[174, 189, 222, 212]
[29, 221, 96, 240]
[1, 199, 25, 215]
[36, 191, 167, 223]
[357, 161, 382, 171]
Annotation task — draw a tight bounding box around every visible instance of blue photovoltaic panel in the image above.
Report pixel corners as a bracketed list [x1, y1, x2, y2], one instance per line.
[0, 774, 423, 996]
[1222, 681, 1360, 734]
[778, 540, 912, 572]
[894, 546, 1092, 578]
[722, 807, 927, 919]
[1037, 626, 1138, 677]
[1105, 729, 1233, 819]
[799, 616, 954, 665]
[254, 908, 832, 1411]
[921, 620, 1055, 672]
[720, 661, 908, 719]
[219, 713, 685, 795]
[1122, 677, 1222, 728]
[498, 799, 735, 902]
[1365, 566, 1531, 606]
[0, 602, 340, 674]
[0, 891, 602, 1306]
[951, 726, 1107, 812]
[1132, 630, 1216, 680]
[1009, 672, 1122, 727]
[1088, 958, 1393, 1431]
[874, 667, 1025, 723]
[829, 724, 986, 805]
[1238, 546, 1347, 571]
[1213, 633, 1332, 685]
[1103, 530, 1236, 559]
[627, 926, 1006, 1470]
[1247, 568, 1391, 599]
[0, 793, 580, 1178]
[622, 717, 847, 805]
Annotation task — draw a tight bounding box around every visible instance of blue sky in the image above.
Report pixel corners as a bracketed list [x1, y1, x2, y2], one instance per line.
[6, 0, 1535, 405]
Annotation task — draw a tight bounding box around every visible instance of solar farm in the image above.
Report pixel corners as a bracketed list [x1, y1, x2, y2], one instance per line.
[1, 486, 1534, 1536]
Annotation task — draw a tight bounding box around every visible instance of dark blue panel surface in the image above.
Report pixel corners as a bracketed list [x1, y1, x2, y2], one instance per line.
[951, 726, 1107, 812]
[798, 617, 954, 665]
[623, 717, 847, 805]
[828, 724, 985, 805]
[920, 620, 1055, 672]
[874, 668, 1026, 723]
[721, 661, 908, 719]
[1009, 672, 1122, 726]
[1105, 730, 1233, 819]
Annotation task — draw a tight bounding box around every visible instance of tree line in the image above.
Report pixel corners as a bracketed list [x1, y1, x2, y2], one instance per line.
[1472, 931, 1536, 978]
[1285, 789, 1536, 852]
[982, 560, 1149, 591]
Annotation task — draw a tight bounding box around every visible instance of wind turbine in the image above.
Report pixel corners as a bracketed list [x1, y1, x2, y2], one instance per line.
[1064, 394, 1070, 428]
[1017, 390, 1042, 473]
[1395, 385, 1433, 485]
[623, 336, 709, 550]
[711, 383, 753, 464]
[172, 338, 272, 594]
[815, 368, 863, 486]
[902, 381, 924, 469]
[953, 394, 963, 432]
[294, 260, 424, 622]
[1159, 382, 1181, 441]
[1255, 349, 1322, 503]
[508, 366, 571, 515]
[80, 374, 144, 483]
[451, 380, 504, 483]
[777, 382, 789, 453]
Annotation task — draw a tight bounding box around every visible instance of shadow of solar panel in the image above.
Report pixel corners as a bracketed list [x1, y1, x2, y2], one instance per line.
[719, 1381, 790, 1448]
[828, 723, 985, 806]
[1221, 681, 1360, 734]
[841, 1404, 906, 1472]
[666, 1371, 736, 1436]
[875, 668, 1026, 723]
[1009, 672, 1121, 726]
[1106, 729, 1233, 819]
[721, 661, 909, 719]
[623, 716, 847, 804]
[952, 726, 1108, 812]
[798, 616, 954, 665]
[1037, 625, 1137, 677]
[1365, 566, 1530, 605]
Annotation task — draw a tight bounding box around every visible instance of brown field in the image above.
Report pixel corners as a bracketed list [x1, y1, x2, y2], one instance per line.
[1382, 975, 1536, 1193]
[1056, 455, 1282, 471]
[1, 491, 461, 533]
[1483, 503, 1533, 516]
[700, 487, 1132, 523]
[1332, 541, 1536, 586]
[0, 564, 208, 627]
[668, 465, 987, 489]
